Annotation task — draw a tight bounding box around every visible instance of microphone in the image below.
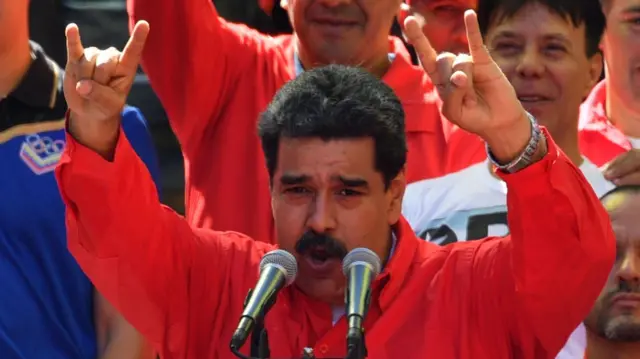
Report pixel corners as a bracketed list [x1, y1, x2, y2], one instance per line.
[230, 249, 297, 351]
[342, 248, 381, 356]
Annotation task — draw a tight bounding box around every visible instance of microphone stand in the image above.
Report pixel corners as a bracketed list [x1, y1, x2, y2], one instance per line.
[243, 289, 277, 359]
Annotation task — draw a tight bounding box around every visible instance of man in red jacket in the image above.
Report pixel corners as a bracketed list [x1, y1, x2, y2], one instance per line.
[578, 0, 640, 186]
[127, 0, 447, 243]
[58, 12, 614, 359]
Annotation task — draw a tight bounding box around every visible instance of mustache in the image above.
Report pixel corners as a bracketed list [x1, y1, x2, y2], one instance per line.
[294, 230, 348, 259]
[603, 280, 640, 303]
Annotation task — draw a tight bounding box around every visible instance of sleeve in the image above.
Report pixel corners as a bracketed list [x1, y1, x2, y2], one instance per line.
[127, 0, 273, 156]
[120, 106, 161, 198]
[468, 129, 615, 355]
[54, 123, 264, 353]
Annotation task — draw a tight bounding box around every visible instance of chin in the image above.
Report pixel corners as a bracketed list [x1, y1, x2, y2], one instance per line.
[295, 279, 345, 305]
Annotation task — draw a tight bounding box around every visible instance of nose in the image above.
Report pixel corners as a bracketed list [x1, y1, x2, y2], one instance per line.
[515, 47, 545, 78]
[306, 192, 338, 234]
[617, 252, 640, 286]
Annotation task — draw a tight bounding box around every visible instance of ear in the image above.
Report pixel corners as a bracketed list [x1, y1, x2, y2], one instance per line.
[585, 52, 604, 98]
[387, 169, 407, 225]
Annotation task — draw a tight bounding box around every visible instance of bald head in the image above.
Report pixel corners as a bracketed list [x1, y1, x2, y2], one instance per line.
[584, 186, 640, 342]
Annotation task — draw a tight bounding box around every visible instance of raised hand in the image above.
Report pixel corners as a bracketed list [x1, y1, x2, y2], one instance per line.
[404, 10, 532, 162]
[64, 21, 149, 122]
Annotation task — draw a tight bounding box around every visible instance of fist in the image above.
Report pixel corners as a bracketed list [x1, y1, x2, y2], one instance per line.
[64, 21, 149, 122]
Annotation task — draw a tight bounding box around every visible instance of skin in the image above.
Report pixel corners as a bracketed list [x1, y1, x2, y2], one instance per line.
[602, 0, 640, 138]
[280, 0, 403, 76]
[584, 191, 640, 359]
[400, 0, 476, 54]
[271, 137, 404, 304]
[483, 3, 602, 165]
[0, 0, 32, 98]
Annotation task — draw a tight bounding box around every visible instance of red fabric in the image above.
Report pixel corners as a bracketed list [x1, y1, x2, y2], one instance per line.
[127, 0, 447, 244]
[443, 124, 486, 173]
[258, 0, 273, 15]
[55, 126, 615, 359]
[578, 80, 631, 167]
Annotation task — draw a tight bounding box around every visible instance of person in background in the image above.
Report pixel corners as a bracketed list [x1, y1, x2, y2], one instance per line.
[580, 0, 640, 186]
[128, 0, 448, 244]
[398, 0, 475, 54]
[402, 0, 609, 244]
[0, 1, 160, 358]
[574, 186, 640, 358]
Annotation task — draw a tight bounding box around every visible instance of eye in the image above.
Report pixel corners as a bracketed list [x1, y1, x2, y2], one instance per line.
[284, 187, 311, 194]
[544, 44, 566, 54]
[492, 42, 520, 55]
[337, 189, 362, 197]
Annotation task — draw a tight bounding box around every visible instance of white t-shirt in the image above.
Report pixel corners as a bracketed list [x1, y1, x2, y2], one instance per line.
[628, 136, 640, 149]
[402, 157, 614, 244]
[402, 158, 614, 359]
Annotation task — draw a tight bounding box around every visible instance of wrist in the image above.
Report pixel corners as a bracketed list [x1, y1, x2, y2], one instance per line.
[483, 111, 532, 164]
[68, 111, 121, 161]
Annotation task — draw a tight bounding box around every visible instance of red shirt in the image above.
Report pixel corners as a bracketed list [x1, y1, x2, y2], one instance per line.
[128, 0, 447, 243]
[579, 81, 632, 167]
[56, 127, 615, 359]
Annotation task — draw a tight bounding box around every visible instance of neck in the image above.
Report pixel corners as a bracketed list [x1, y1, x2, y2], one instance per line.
[296, 42, 392, 78]
[586, 329, 640, 359]
[0, 38, 32, 98]
[606, 77, 640, 138]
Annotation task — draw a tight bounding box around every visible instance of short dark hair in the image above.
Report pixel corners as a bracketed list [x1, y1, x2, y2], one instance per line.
[258, 65, 407, 188]
[477, 0, 605, 57]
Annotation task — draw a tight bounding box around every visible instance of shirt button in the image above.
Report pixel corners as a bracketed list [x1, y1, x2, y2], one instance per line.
[318, 344, 329, 354]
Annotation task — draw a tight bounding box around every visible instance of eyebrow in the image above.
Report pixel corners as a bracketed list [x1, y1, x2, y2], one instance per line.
[623, 6, 640, 15]
[278, 174, 369, 188]
[335, 175, 369, 188]
[492, 31, 571, 44]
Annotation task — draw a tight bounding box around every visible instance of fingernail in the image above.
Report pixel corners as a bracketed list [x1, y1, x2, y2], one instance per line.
[76, 80, 92, 95]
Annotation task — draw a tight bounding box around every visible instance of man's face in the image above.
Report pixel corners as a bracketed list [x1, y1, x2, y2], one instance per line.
[282, 0, 402, 65]
[484, 3, 601, 136]
[602, 0, 640, 102]
[271, 137, 404, 305]
[585, 192, 640, 341]
[406, 0, 476, 54]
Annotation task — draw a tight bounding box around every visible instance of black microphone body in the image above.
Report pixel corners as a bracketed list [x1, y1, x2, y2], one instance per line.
[342, 248, 382, 359]
[230, 249, 297, 351]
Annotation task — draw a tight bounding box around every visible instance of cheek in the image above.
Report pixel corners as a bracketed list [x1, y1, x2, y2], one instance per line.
[493, 58, 518, 78]
[272, 200, 307, 249]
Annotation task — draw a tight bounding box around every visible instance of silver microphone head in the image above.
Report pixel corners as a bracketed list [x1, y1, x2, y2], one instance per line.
[259, 249, 298, 286]
[342, 248, 382, 277]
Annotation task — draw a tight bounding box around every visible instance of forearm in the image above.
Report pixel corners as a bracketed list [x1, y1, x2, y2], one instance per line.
[499, 132, 615, 352]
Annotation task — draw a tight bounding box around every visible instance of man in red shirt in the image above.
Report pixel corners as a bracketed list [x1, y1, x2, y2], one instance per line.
[579, 0, 640, 186]
[581, 186, 640, 358]
[440, 0, 606, 174]
[58, 12, 614, 359]
[128, 0, 446, 243]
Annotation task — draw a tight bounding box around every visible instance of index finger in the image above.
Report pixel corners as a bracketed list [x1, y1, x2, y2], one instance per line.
[404, 16, 437, 76]
[464, 10, 491, 64]
[65, 23, 84, 63]
[118, 20, 150, 74]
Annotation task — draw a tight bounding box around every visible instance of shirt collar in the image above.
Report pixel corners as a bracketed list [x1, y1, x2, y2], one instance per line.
[9, 41, 62, 109]
[579, 80, 631, 150]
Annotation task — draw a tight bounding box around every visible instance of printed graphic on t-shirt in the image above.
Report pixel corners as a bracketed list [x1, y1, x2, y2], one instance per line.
[418, 205, 508, 244]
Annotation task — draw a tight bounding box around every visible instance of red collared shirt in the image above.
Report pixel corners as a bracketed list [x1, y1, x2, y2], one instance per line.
[56, 126, 614, 359]
[579, 80, 634, 167]
[129, 0, 447, 244]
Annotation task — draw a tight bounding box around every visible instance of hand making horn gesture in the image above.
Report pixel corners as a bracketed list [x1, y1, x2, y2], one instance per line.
[404, 10, 534, 162]
[63, 21, 150, 124]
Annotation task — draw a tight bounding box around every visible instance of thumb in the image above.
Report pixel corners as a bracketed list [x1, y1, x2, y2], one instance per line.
[76, 80, 124, 116]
